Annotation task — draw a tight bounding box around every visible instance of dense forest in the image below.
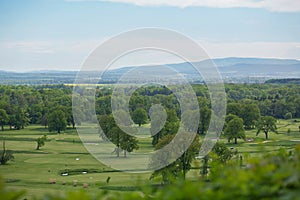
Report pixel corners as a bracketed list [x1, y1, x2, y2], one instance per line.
[0, 84, 299, 132]
[1, 83, 300, 155]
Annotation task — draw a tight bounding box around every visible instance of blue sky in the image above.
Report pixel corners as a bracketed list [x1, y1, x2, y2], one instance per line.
[0, 0, 300, 71]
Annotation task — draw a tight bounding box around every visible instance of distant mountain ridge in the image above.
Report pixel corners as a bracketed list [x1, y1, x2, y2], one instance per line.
[212, 57, 300, 67]
[107, 57, 300, 82]
[1, 57, 300, 84]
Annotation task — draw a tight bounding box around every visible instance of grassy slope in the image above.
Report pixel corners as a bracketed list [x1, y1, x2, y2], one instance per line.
[0, 119, 300, 198]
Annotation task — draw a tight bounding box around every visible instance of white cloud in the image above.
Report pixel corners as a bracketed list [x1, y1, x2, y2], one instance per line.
[67, 0, 300, 12]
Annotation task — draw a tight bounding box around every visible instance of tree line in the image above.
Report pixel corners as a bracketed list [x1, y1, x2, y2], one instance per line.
[0, 85, 73, 133]
[0, 83, 299, 135]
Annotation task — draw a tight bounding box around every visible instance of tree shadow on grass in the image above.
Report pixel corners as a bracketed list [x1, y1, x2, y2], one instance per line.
[13, 150, 49, 154]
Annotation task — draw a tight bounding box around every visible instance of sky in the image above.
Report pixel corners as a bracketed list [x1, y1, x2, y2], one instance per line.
[0, 0, 300, 71]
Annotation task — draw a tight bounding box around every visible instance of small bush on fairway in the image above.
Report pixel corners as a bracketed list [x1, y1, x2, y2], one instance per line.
[0, 140, 14, 165]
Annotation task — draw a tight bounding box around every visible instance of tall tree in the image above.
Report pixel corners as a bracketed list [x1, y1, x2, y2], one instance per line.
[48, 110, 67, 133]
[132, 108, 148, 127]
[241, 103, 261, 129]
[107, 126, 139, 158]
[108, 127, 121, 157]
[256, 116, 277, 140]
[119, 132, 139, 157]
[226, 103, 242, 116]
[0, 109, 8, 131]
[198, 106, 211, 134]
[152, 109, 179, 146]
[224, 117, 245, 144]
[98, 114, 116, 141]
[99, 115, 139, 157]
[14, 109, 30, 130]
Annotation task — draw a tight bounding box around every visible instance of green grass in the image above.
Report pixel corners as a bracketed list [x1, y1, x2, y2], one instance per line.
[0, 125, 154, 199]
[216, 119, 300, 157]
[1, 119, 300, 199]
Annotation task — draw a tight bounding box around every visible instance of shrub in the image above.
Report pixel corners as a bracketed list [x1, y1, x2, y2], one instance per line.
[0, 140, 14, 165]
[36, 135, 47, 150]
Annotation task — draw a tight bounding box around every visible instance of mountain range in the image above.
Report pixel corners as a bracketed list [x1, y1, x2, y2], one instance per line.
[1, 57, 299, 84]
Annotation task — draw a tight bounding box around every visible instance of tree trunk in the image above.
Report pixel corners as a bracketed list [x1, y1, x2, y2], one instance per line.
[1, 125, 3, 131]
[116, 147, 119, 157]
[36, 144, 40, 150]
[1, 140, 6, 165]
[58, 129, 61, 134]
[182, 152, 186, 180]
[201, 156, 209, 179]
[234, 137, 237, 144]
[201, 123, 205, 135]
[124, 150, 127, 158]
[265, 131, 268, 140]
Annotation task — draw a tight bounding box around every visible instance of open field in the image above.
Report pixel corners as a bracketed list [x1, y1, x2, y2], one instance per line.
[1, 119, 300, 199]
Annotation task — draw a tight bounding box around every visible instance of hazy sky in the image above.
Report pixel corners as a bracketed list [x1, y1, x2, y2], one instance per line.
[0, 0, 300, 71]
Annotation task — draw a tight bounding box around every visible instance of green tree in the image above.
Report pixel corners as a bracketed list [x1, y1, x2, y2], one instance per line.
[150, 105, 167, 137]
[102, 119, 139, 158]
[224, 117, 245, 144]
[108, 127, 121, 157]
[199, 142, 236, 179]
[96, 96, 112, 115]
[132, 108, 148, 127]
[0, 109, 8, 131]
[98, 114, 116, 141]
[48, 110, 67, 133]
[226, 102, 242, 116]
[212, 142, 235, 163]
[119, 132, 139, 157]
[181, 110, 198, 132]
[241, 103, 261, 129]
[152, 109, 179, 146]
[36, 135, 47, 150]
[256, 116, 277, 140]
[14, 109, 30, 130]
[150, 134, 200, 183]
[198, 106, 211, 134]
